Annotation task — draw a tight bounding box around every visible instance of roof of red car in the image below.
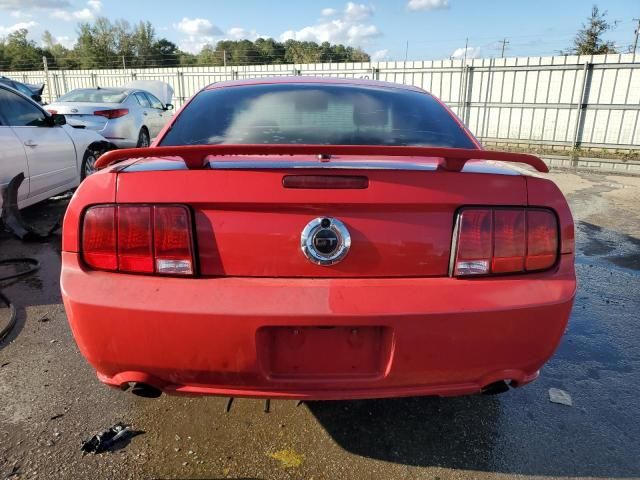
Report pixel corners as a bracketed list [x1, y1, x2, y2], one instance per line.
[204, 76, 428, 94]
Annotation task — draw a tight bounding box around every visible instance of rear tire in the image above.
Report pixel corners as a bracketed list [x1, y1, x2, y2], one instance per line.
[136, 128, 150, 148]
[81, 149, 98, 180]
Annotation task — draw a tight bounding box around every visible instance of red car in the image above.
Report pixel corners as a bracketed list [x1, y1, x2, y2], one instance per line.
[61, 77, 575, 400]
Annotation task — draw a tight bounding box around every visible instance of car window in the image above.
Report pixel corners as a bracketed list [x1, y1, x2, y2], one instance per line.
[0, 88, 48, 127]
[145, 93, 164, 109]
[160, 84, 477, 148]
[13, 82, 34, 97]
[134, 92, 151, 107]
[58, 89, 127, 103]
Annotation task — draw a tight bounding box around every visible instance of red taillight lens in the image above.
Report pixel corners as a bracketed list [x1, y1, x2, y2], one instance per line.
[94, 108, 129, 119]
[454, 209, 493, 276]
[46, 109, 58, 115]
[81, 204, 194, 275]
[154, 206, 194, 275]
[82, 206, 117, 271]
[117, 206, 153, 273]
[526, 209, 558, 271]
[493, 209, 526, 273]
[454, 207, 558, 277]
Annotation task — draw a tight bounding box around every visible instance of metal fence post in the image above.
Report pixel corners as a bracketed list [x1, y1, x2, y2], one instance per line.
[51, 73, 60, 99]
[61, 70, 68, 93]
[176, 71, 184, 106]
[91, 72, 97, 88]
[463, 65, 474, 125]
[480, 59, 495, 141]
[572, 61, 593, 149]
[42, 56, 52, 103]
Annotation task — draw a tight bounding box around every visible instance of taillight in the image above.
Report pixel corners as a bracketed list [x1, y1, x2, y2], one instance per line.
[117, 206, 153, 273]
[154, 206, 194, 275]
[81, 204, 195, 275]
[93, 108, 129, 119]
[453, 207, 558, 277]
[82, 206, 117, 270]
[46, 109, 58, 115]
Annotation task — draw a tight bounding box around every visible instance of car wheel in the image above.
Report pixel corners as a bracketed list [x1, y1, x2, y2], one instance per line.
[136, 128, 150, 148]
[81, 150, 98, 180]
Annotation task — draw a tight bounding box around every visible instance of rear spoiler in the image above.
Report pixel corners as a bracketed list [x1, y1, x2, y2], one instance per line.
[94, 145, 549, 173]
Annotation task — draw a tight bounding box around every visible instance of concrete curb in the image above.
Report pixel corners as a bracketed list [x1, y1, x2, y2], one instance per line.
[541, 155, 640, 175]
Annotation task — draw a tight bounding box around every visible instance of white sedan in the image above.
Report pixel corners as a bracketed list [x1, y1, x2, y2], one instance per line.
[0, 84, 112, 210]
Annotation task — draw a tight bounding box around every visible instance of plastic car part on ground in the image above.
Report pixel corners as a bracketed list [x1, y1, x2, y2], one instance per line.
[80, 422, 143, 454]
[548, 388, 573, 406]
[1, 173, 61, 241]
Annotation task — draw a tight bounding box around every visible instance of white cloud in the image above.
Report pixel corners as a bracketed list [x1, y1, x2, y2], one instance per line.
[321, 7, 336, 16]
[280, 2, 380, 46]
[450, 46, 481, 59]
[54, 35, 75, 48]
[344, 2, 373, 20]
[0, 20, 38, 34]
[175, 17, 222, 36]
[174, 17, 224, 53]
[0, 0, 70, 8]
[226, 27, 263, 41]
[50, 0, 101, 21]
[371, 48, 389, 61]
[407, 0, 449, 11]
[51, 7, 93, 21]
[10, 10, 33, 18]
[179, 38, 212, 54]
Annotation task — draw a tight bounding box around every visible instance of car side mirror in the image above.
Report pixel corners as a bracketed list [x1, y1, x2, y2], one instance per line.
[32, 95, 42, 103]
[49, 113, 66, 126]
[164, 104, 174, 111]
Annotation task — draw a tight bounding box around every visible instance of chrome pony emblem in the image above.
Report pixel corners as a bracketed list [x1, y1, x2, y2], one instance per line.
[70, 108, 78, 113]
[301, 217, 351, 266]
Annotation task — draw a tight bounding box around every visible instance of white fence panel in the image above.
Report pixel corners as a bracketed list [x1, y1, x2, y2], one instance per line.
[2, 53, 639, 150]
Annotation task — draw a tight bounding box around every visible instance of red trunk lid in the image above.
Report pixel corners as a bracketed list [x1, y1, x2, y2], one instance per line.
[116, 157, 528, 278]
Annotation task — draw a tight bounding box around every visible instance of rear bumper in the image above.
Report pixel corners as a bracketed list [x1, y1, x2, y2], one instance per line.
[67, 118, 137, 148]
[61, 252, 575, 400]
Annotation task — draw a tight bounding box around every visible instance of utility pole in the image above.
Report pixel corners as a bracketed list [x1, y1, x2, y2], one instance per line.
[633, 18, 640, 58]
[223, 49, 227, 67]
[122, 55, 126, 70]
[500, 38, 509, 58]
[462, 37, 469, 64]
[402, 40, 409, 84]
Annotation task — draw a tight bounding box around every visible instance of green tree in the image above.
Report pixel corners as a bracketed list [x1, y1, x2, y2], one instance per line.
[42, 30, 79, 69]
[571, 5, 618, 55]
[154, 39, 180, 66]
[1, 29, 45, 70]
[1, 21, 371, 72]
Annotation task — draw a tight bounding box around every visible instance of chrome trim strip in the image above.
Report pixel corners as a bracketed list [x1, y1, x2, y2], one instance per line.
[208, 160, 439, 171]
[207, 160, 521, 175]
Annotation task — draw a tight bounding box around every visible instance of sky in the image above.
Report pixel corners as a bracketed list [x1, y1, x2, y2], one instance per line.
[0, 0, 638, 61]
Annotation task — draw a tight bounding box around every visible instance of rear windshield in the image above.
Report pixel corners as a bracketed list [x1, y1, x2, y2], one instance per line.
[58, 89, 127, 103]
[160, 84, 476, 148]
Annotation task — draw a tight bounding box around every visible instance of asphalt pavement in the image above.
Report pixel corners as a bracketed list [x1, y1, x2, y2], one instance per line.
[0, 169, 638, 480]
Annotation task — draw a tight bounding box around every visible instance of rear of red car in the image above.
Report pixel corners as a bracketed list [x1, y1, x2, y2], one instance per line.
[61, 78, 575, 400]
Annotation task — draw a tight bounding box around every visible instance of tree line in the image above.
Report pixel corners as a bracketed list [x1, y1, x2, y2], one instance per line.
[0, 6, 622, 71]
[0, 17, 370, 71]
